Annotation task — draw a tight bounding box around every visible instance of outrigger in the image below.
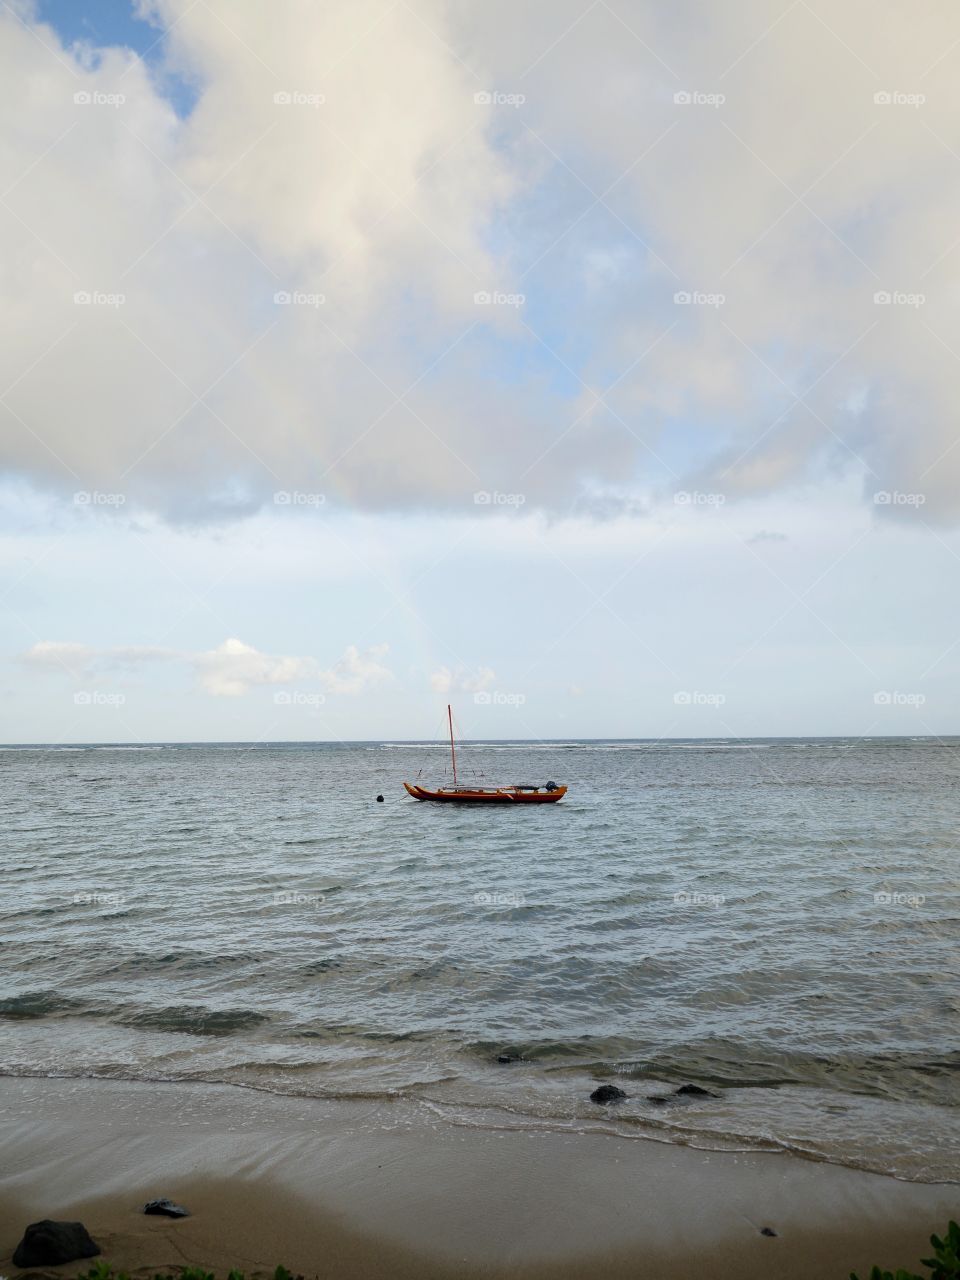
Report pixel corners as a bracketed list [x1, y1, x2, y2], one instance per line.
[403, 705, 567, 804]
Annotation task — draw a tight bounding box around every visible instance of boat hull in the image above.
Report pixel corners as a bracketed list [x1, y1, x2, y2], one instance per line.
[404, 782, 566, 804]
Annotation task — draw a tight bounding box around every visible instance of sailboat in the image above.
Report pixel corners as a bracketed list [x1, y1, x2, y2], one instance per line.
[403, 705, 567, 804]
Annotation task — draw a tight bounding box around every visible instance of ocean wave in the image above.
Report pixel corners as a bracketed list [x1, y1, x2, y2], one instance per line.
[117, 1006, 272, 1036]
[0, 991, 85, 1019]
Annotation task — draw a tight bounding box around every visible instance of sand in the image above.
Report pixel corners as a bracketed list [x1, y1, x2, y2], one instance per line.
[0, 1075, 956, 1279]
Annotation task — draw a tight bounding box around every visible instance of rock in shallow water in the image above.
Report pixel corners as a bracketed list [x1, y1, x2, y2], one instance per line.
[675, 1084, 717, 1097]
[144, 1198, 190, 1218]
[12, 1220, 101, 1267]
[590, 1084, 627, 1104]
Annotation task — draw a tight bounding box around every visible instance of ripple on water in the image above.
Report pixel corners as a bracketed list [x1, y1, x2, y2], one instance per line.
[1, 738, 958, 1182]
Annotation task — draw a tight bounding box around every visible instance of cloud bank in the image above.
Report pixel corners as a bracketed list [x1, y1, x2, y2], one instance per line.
[2, 0, 960, 520]
[22, 637, 392, 696]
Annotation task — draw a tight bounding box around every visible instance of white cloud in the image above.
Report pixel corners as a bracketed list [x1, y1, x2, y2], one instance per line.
[22, 640, 173, 677]
[317, 643, 391, 695]
[430, 664, 496, 693]
[2, 1, 960, 522]
[20, 637, 391, 697]
[191, 637, 317, 697]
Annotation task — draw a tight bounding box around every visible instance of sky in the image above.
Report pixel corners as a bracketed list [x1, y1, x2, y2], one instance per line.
[2, 0, 960, 742]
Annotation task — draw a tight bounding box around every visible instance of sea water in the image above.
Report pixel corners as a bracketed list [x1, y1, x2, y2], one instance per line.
[1, 738, 958, 1181]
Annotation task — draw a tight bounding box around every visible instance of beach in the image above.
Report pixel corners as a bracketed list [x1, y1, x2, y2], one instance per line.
[3, 740, 959, 1277]
[1, 1075, 956, 1279]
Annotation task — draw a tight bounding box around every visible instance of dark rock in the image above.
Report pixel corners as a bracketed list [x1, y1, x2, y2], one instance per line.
[760, 1226, 778, 1237]
[675, 1084, 718, 1098]
[143, 1198, 190, 1218]
[590, 1084, 627, 1104]
[376, 795, 384, 802]
[497, 1053, 521, 1064]
[646, 1095, 670, 1104]
[12, 1220, 101, 1267]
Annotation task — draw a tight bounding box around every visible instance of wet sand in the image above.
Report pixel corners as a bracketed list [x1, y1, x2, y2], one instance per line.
[0, 1075, 955, 1279]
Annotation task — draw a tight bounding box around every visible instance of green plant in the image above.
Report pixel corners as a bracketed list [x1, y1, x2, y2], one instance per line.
[77, 1264, 302, 1280]
[851, 1220, 960, 1280]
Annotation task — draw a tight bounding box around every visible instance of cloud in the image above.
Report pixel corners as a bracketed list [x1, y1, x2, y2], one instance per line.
[20, 638, 390, 697]
[192, 637, 317, 697]
[22, 640, 173, 677]
[430, 664, 496, 693]
[2, 2, 960, 522]
[317, 643, 391, 695]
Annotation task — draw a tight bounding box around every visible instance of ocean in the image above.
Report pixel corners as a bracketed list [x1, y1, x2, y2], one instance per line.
[1, 738, 957, 1182]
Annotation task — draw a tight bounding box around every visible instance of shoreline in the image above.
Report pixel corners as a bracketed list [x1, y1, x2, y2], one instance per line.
[0, 1063, 951, 1188]
[1, 1076, 956, 1279]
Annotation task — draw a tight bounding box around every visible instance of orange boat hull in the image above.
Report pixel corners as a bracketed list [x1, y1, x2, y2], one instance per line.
[404, 782, 566, 804]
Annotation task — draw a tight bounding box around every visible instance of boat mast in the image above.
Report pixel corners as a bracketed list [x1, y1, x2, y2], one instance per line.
[447, 703, 458, 786]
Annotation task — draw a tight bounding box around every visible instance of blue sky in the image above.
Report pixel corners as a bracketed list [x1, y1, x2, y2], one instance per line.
[3, 0, 960, 741]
